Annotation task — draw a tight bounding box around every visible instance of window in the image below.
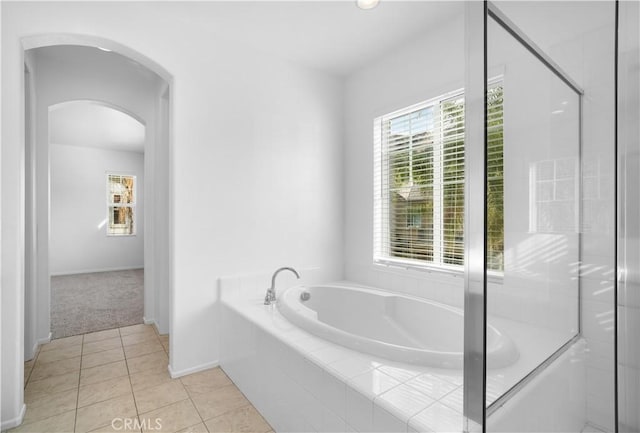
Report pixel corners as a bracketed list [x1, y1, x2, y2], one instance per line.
[374, 85, 504, 271]
[529, 157, 579, 234]
[107, 174, 136, 236]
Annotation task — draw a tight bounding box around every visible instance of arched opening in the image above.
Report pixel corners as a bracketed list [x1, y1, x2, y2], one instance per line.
[21, 38, 173, 389]
[48, 100, 146, 337]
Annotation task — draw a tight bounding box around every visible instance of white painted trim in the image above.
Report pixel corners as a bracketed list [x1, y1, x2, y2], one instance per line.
[50, 266, 143, 276]
[168, 360, 219, 379]
[21, 34, 173, 83]
[38, 332, 52, 345]
[27, 341, 39, 361]
[143, 316, 161, 335]
[27, 332, 52, 361]
[0, 404, 26, 431]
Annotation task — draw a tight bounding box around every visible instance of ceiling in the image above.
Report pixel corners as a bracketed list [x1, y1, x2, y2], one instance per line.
[42, 1, 466, 152]
[139, 1, 464, 76]
[49, 101, 146, 153]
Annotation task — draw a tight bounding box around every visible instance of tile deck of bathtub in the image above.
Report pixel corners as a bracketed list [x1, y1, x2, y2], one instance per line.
[227, 297, 465, 432]
[223, 291, 578, 432]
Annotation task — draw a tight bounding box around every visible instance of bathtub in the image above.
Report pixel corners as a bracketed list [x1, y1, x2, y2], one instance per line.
[278, 283, 519, 369]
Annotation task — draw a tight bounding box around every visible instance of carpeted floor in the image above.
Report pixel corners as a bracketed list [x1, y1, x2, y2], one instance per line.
[50, 269, 144, 339]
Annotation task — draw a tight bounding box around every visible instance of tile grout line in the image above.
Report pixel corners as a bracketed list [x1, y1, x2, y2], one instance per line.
[20, 325, 275, 433]
[73, 334, 84, 433]
[182, 379, 209, 427]
[119, 327, 143, 432]
[16, 326, 156, 433]
[76, 326, 153, 433]
[128, 331, 193, 432]
[137, 397, 193, 426]
[77, 326, 145, 433]
[186, 392, 254, 430]
[17, 341, 82, 430]
[24, 345, 40, 387]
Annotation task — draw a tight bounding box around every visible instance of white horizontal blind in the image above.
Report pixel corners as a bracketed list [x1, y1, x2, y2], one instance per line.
[374, 84, 504, 271]
[486, 85, 504, 271]
[441, 95, 465, 266]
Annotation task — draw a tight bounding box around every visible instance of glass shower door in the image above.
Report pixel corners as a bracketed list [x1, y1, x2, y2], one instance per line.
[485, 0, 582, 406]
[463, 2, 619, 432]
[481, 2, 617, 432]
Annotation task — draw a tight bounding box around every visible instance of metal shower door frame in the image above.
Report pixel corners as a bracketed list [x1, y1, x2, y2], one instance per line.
[463, 2, 585, 431]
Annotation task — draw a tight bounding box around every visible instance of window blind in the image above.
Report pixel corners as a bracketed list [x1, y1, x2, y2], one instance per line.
[486, 85, 504, 271]
[374, 84, 504, 271]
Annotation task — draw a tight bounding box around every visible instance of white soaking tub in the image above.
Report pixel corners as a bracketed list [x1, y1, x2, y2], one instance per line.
[277, 283, 519, 369]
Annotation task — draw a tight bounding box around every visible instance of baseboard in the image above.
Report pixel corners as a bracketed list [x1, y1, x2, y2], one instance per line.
[0, 403, 26, 430]
[168, 360, 219, 379]
[583, 421, 608, 433]
[51, 266, 143, 276]
[143, 317, 160, 335]
[38, 332, 52, 345]
[27, 341, 39, 360]
[27, 333, 52, 360]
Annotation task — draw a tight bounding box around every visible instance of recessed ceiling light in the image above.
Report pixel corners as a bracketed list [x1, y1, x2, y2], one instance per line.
[97, 46, 112, 52]
[357, 0, 380, 10]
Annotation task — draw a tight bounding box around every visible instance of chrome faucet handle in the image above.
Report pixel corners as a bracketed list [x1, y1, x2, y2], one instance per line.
[264, 289, 274, 305]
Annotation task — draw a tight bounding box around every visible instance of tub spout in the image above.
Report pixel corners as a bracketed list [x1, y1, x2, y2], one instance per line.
[264, 267, 300, 305]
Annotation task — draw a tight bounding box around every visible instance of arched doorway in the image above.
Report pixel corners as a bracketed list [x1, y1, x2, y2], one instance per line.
[48, 100, 146, 338]
[22, 38, 172, 375]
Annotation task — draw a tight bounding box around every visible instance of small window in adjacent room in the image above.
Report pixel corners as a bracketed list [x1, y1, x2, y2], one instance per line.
[373, 84, 504, 272]
[107, 173, 136, 236]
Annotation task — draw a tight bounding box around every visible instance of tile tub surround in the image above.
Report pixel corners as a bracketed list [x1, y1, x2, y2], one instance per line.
[17, 324, 273, 433]
[219, 294, 465, 433]
[219, 279, 589, 432]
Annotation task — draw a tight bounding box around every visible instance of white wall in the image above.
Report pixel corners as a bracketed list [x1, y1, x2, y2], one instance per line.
[49, 143, 144, 275]
[24, 51, 39, 362]
[1, 41, 168, 428]
[28, 44, 164, 346]
[344, 1, 615, 431]
[153, 87, 171, 334]
[165, 35, 344, 377]
[343, 6, 581, 334]
[2, 2, 619, 430]
[2, 2, 344, 425]
[343, 3, 584, 333]
[344, 13, 466, 309]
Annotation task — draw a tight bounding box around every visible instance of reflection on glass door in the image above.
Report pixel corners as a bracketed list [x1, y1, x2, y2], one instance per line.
[485, 3, 581, 410]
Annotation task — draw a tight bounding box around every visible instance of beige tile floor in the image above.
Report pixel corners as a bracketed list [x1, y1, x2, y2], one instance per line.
[13, 324, 273, 433]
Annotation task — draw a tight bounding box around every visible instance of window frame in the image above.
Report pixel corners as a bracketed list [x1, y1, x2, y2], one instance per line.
[106, 172, 137, 237]
[374, 88, 465, 273]
[373, 81, 504, 275]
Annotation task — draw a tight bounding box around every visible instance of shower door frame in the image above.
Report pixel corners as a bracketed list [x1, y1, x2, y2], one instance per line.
[462, 1, 487, 430]
[463, 1, 586, 430]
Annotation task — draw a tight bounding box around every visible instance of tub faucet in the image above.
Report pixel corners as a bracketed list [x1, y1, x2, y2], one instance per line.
[264, 267, 300, 305]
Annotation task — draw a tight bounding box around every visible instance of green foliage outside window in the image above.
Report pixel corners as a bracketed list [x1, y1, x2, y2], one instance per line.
[385, 86, 504, 271]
